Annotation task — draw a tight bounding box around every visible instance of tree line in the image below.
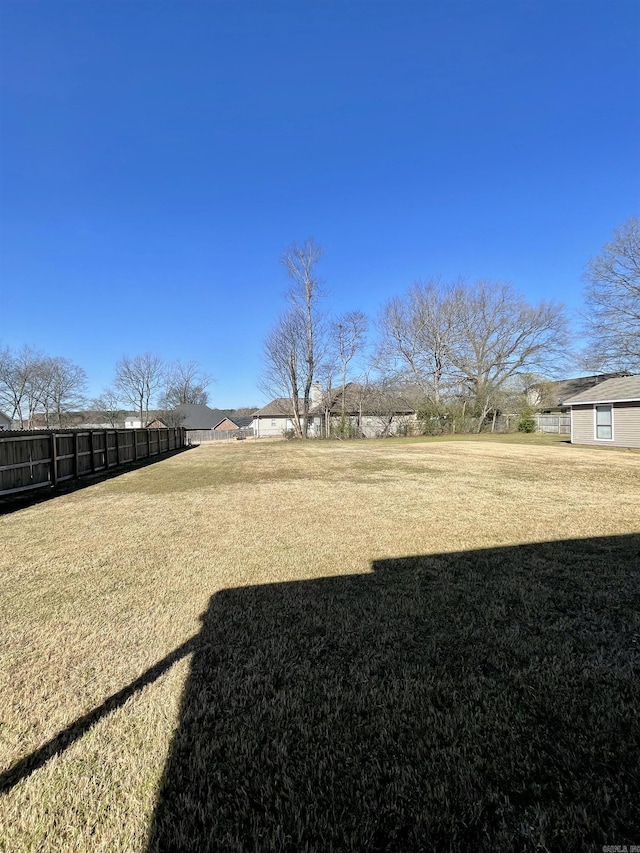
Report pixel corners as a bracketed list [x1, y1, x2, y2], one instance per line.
[0, 350, 213, 429]
[2, 215, 637, 433]
[263, 215, 640, 437]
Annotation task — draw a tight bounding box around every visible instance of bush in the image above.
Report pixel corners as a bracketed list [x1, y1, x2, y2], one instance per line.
[517, 408, 536, 433]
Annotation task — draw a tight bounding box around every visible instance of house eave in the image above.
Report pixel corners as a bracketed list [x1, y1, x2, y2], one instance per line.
[567, 397, 640, 406]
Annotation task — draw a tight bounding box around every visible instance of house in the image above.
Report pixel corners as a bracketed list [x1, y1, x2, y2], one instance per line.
[563, 375, 640, 449]
[0, 412, 12, 431]
[529, 372, 633, 435]
[124, 417, 144, 429]
[168, 404, 228, 429]
[213, 415, 254, 431]
[317, 383, 417, 438]
[529, 372, 632, 414]
[252, 384, 417, 439]
[252, 398, 304, 438]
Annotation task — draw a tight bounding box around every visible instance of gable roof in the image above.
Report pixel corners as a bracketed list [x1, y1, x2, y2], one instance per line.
[563, 375, 640, 405]
[532, 372, 633, 408]
[232, 415, 254, 429]
[555, 372, 632, 406]
[171, 403, 228, 429]
[312, 383, 416, 416]
[254, 398, 302, 418]
[213, 415, 254, 430]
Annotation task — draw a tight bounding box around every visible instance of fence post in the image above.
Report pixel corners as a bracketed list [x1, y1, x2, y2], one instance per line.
[50, 432, 58, 486]
[133, 429, 138, 461]
[89, 430, 96, 472]
[73, 431, 79, 480]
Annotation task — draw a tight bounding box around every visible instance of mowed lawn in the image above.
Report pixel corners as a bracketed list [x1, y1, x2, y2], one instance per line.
[1, 436, 639, 852]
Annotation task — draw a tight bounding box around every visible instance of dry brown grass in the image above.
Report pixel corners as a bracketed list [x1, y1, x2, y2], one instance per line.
[1, 436, 639, 851]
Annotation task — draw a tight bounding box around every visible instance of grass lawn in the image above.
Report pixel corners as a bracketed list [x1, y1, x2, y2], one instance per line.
[1, 435, 639, 851]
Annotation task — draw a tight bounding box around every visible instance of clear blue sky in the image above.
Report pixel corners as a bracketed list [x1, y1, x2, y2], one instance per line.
[1, 0, 638, 407]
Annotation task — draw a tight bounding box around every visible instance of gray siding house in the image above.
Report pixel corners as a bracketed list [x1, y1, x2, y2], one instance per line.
[564, 375, 640, 449]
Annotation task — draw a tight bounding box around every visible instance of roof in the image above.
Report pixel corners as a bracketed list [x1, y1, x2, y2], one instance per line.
[171, 404, 228, 429]
[255, 386, 417, 418]
[534, 372, 632, 408]
[563, 375, 640, 405]
[313, 383, 416, 416]
[253, 398, 302, 418]
[213, 415, 254, 429]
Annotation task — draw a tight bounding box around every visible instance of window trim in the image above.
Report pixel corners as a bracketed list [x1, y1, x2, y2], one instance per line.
[594, 404, 614, 441]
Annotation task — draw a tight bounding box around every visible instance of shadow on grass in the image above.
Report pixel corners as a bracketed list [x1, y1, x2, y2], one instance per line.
[1, 535, 638, 851]
[148, 535, 640, 852]
[0, 446, 192, 516]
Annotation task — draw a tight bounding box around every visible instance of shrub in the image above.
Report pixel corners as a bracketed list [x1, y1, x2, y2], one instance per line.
[517, 408, 536, 433]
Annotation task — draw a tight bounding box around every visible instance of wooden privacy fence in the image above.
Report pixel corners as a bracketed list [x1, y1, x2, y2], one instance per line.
[0, 428, 187, 497]
[187, 428, 254, 443]
[535, 414, 571, 434]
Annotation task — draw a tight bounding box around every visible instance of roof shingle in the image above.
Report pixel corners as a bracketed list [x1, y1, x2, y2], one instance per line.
[563, 375, 640, 404]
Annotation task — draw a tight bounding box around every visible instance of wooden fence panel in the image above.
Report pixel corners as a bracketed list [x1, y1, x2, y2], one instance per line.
[76, 432, 93, 477]
[535, 414, 571, 435]
[0, 434, 52, 494]
[55, 433, 76, 482]
[0, 428, 186, 497]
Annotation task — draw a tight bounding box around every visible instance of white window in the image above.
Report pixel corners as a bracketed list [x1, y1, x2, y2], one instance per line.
[595, 405, 613, 440]
[271, 419, 276, 427]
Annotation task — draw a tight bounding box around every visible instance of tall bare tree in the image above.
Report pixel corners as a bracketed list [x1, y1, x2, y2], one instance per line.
[377, 279, 567, 432]
[263, 310, 307, 437]
[378, 279, 457, 409]
[0, 345, 50, 428]
[263, 239, 326, 438]
[582, 216, 640, 370]
[114, 353, 165, 426]
[161, 360, 213, 409]
[42, 357, 87, 427]
[331, 310, 368, 420]
[449, 280, 567, 430]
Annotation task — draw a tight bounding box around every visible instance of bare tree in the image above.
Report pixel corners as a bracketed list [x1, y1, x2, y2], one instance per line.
[331, 310, 368, 421]
[582, 216, 640, 370]
[0, 345, 50, 428]
[160, 360, 213, 409]
[376, 279, 567, 433]
[262, 239, 326, 438]
[92, 387, 126, 427]
[114, 353, 165, 426]
[42, 357, 87, 427]
[449, 280, 567, 431]
[377, 279, 457, 409]
[263, 309, 307, 437]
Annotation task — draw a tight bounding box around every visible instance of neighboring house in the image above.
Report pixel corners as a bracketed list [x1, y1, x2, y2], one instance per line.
[529, 372, 632, 414]
[530, 372, 633, 435]
[169, 404, 228, 429]
[253, 384, 417, 439]
[167, 403, 252, 444]
[213, 415, 254, 431]
[0, 412, 12, 431]
[564, 375, 640, 449]
[146, 418, 168, 429]
[252, 398, 304, 438]
[318, 383, 417, 438]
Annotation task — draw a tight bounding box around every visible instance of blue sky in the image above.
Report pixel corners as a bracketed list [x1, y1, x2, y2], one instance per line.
[1, 0, 638, 407]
